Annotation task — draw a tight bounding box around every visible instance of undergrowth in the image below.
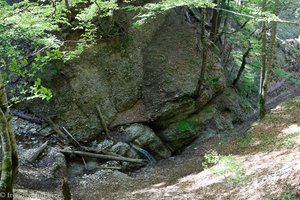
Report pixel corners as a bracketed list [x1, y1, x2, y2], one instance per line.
[202, 150, 251, 186]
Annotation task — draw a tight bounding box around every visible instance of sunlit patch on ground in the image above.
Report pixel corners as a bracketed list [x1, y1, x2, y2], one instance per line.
[282, 124, 300, 135]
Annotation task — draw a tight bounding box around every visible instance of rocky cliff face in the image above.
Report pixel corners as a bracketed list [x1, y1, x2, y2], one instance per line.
[27, 9, 251, 157]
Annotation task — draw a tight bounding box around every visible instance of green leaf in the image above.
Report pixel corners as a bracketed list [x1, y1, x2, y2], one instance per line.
[34, 78, 41, 87]
[21, 59, 28, 66]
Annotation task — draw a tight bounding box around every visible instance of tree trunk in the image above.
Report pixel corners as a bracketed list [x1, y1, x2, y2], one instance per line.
[263, 21, 277, 97]
[232, 47, 251, 86]
[266, 0, 279, 89]
[0, 73, 18, 200]
[259, 0, 279, 120]
[210, 0, 223, 43]
[259, 0, 267, 120]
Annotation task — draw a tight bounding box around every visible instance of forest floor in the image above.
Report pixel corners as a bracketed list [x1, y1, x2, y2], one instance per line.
[67, 96, 300, 200]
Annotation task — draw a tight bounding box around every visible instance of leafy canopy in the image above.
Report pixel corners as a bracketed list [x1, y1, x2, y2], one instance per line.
[0, 0, 118, 104]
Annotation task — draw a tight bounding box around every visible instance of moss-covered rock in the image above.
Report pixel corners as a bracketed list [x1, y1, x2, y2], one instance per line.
[158, 105, 217, 152]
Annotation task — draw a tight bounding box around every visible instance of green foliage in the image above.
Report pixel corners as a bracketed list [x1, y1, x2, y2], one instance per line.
[273, 67, 300, 85]
[206, 76, 219, 85]
[0, 0, 118, 103]
[10, 78, 53, 104]
[280, 194, 295, 200]
[202, 149, 220, 168]
[0, 0, 63, 103]
[273, 67, 289, 79]
[66, 0, 118, 60]
[266, 192, 300, 200]
[130, 0, 215, 28]
[132, 0, 293, 28]
[289, 75, 300, 85]
[1, 48, 62, 104]
[202, 150, 250, 186]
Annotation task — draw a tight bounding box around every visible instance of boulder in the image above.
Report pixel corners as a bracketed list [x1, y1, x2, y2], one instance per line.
[25, 9, 226, 144]
[17, 147, 67, 190]
[47, 147, 68, 178]
[111, 142, 138, 158]
[111, 142, 143, 169]
[26, 11, 167, 142]
[124, 124, 172, 159]
[158, 106, 217, 152]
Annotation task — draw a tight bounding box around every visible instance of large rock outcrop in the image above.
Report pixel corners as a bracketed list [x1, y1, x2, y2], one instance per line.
[27, 9, 232, 153]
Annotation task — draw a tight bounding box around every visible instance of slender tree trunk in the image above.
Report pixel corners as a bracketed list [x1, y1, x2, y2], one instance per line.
[259, 0, 279, 120]
[266, 0, 279, 88]
[211, 10, 219, 42]
[263, 21, 277, 96]
[64, 0, 72, 20]
[0, 73, 18, 200]
[259, 0, 267, 120]
[232, 47, 251, 86]
[210, 0, 223, 43]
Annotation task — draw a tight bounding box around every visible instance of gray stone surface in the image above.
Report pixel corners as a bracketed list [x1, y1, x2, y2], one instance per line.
[19, 8, 256, 161]
[27, 10, 225, 144]
[124, 124, 172, 159]
[158, 105, 217, 152]
[47, 147, 67, 178]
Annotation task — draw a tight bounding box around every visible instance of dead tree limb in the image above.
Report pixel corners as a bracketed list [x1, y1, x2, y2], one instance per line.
[43, 116, 69, 143]
[11, 110, 44, 125]
[81, 156, 88, 170]
[97, 166, 122, 170]
[96, 105, 112, 139]
[26, 141, 48, 163]
[60, 149, 146, 164]
[80, 145, 118, 156]
[62, 127, 82, 148]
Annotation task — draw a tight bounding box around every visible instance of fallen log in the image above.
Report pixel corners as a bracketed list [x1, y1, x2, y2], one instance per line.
[11, 110, 44, 125]
[97, 166, 122, 170]
[42, 116, 69, 143]
[80, 145, 120, 157]
[26, 141, 48, 163]
[60, 149, 146, 164]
